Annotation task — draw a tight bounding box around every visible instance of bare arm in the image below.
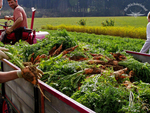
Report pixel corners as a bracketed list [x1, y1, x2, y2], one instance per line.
[0, 70, 19, 83]
[4, 16, 14, 21]
[6, 16, 23, 34]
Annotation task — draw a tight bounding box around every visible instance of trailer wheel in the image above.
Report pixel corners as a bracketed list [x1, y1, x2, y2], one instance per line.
[2, 100, 10, 113]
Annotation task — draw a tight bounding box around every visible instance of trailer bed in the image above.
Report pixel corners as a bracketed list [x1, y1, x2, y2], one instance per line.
[1, 59, 95, 113]
[126, 50, 150, 63]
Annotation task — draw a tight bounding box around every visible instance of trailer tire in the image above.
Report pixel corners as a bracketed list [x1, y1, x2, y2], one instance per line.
[2, 99, 11, 113]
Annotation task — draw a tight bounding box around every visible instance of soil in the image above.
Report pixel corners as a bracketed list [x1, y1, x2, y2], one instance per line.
[22, 63, 39, 85]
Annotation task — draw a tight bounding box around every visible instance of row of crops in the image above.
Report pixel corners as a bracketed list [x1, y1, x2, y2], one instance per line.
[2, 29, 150, 113]
[41, 25, 146, 39]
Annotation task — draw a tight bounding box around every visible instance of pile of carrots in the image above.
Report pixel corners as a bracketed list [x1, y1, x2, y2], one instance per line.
[28, 43, 136, 89]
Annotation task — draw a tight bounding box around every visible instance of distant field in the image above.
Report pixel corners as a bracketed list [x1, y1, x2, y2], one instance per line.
[0, 16, 147, 30]
[28, 16, 148, 30]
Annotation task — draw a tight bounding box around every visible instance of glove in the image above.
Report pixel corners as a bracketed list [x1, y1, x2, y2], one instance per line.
[0, 31, 6, 41]
[0, 47, 9, 60]
[0, 47, 9, 51]
[17, 66, 43, 85]
[0, 50, 9, 60]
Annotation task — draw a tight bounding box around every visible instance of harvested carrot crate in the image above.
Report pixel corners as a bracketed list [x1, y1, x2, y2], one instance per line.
[1, 30, 150, 113]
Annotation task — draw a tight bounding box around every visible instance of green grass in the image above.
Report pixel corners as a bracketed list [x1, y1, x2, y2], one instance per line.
[31, 16, 148, 30]
[0, 16, 147, 30]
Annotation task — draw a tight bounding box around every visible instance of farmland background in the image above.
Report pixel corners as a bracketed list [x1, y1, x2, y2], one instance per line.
[27, 16, 147, 30]
[0, 16, 147, 30]
[1, 0, 150, 17]
[0, 0, 149, 30]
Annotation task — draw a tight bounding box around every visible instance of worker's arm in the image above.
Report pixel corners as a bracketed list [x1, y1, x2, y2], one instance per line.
[6, 16, 23, 34]
[0, 49, 43, 84]
[0, 70, 19, 83]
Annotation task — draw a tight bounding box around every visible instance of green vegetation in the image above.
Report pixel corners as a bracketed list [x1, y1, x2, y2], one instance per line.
[32, 16, 147, 30]
[41, 25, 146, 39]
[0, 16, 148, 112]
[77, 19, 86, 26]
[101, 19, 115, 26]
[2, 29, 150, 112]
[0, 16, 147, 30]
[33, 16, 147, 39]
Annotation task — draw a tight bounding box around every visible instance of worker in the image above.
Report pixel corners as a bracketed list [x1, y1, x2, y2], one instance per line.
[0, 0, 28, 41]
[0, 0, 40, 84]
[140, 12, 150, 53]
[0, 47, 43, 83]
[0, 66, 33, 83]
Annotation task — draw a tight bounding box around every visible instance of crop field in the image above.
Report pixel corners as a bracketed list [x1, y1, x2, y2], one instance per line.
[0, 16, 147, 30]
[27, 16, 147, 30]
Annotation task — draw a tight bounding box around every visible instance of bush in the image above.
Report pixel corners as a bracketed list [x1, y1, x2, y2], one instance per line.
[101, 19, 115, 27]
[77, 19, 86, 26]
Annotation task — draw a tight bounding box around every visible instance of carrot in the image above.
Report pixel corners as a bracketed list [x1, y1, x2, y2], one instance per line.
[107, 59, 118, 66]
[23, 62, 33, 66]
[123, 81, 137, 89]
[90, 53, 110, 60]
[129, 70, 135, 77]
[39, 54, 47, 59]
[52, 43, 63, 56]
[112, 60, 118, 66]
[113, 68, 128, 80]
[76, 57, 88, 61]
[88, 60, 106, 65]
[49, 45, 56, 56]
[90, 53, 98, 56]
[62, 45, 78, 55]
[30, 53, 35, 63]
[123, 81, 133, 89]
[69, 55, 88, 61]
[84, 67, 101, 74]
[35, 54, 48, 63]
[4, 51, 51, 102]
[33, 55, 40, 64]
[100, 65, 106, 69]
[93, 56, 102, 60]
[113, 68, 128, 76]
[111, 53, 126, 61]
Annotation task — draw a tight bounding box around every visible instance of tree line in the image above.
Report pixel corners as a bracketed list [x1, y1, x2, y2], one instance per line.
[2, 0, 150, 17]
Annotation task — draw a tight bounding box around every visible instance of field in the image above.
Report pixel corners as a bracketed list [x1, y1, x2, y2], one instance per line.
[0, 16, 147, 30]
[27, 16, 147, 30]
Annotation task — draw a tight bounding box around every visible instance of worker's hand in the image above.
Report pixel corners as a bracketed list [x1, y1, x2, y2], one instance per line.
[6, 27, 13, 34]
[0, 47, 9, 51]
[4, 16, 13, 20]
[0, 50, 9, 60]
[0, 31, 6, 41]
[17, 66, 43, 85]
